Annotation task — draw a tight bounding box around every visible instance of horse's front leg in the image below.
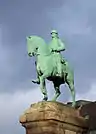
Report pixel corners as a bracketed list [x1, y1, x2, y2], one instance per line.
[40, 76, 48, 101]
[32, 71, 40, 84]
[32, 62, 40, 84]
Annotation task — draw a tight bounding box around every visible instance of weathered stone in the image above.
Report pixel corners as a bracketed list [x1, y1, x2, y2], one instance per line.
[19, 101, 88, 134]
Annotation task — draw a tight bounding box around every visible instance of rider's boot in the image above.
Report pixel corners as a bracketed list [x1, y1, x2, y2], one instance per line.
[56, 62, 62, 77]
[56, 68, 62, 77]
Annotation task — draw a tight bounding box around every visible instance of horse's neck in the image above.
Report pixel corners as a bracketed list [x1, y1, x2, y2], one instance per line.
[37, 44, 51, 56]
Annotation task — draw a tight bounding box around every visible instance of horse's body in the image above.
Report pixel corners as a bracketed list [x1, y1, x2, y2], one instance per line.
[27, 36, 76, 107]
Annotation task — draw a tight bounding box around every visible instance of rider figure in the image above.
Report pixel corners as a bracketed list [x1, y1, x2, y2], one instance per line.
[49, 30, 66, 76]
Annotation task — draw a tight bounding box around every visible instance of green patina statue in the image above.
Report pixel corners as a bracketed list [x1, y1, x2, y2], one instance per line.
[49, 30, 66, 76]
[26, 30, 76, 107]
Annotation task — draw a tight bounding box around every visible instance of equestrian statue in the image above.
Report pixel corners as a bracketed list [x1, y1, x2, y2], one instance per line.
[26, 30, 76, 107]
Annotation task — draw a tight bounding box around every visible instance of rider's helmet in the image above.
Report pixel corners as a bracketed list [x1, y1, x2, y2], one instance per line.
[51, 30, 58, 38]
[51, 30, 58, 34]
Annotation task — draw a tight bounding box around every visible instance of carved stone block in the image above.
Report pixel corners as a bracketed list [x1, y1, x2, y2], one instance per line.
[19, 101, 88, 134]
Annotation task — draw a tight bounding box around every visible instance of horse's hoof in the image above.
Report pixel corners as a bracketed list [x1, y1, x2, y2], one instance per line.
[32, 79, 40, 84]
[43, 97, 48, 101]
[72, 103, 76, 108]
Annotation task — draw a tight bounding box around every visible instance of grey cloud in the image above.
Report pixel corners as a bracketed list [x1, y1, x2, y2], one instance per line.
[47, 0, 96, 94]
[0, 0, 64, 43]
[0, 0, 65, 93]
[0, 0, 96, 95]
[0, 1, 96, 134]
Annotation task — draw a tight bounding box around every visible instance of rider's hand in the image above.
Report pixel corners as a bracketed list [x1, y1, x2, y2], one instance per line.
[52, 49, 57, 52]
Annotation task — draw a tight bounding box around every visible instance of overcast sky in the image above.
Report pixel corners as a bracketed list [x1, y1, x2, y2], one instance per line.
[0, 0, 96, 134]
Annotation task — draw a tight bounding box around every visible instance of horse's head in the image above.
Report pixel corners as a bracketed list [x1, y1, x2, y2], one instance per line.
[26, 35, 51, 57]
[26, 36, 39, 57]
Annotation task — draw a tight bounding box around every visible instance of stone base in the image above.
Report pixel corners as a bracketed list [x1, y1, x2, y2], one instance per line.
[19, 101, 88, 134]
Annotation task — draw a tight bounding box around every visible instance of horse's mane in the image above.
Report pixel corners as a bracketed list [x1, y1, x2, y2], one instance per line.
[29, 35, 47, 46]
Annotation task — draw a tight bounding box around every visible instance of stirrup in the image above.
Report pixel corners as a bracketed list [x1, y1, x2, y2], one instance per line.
[56, 73, 62, 77]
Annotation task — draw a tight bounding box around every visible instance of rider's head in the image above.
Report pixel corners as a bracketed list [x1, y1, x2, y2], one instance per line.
[51, 30, 58, 38]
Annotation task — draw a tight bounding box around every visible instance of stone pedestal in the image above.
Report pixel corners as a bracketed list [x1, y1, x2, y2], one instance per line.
[19, 101, 88, 134]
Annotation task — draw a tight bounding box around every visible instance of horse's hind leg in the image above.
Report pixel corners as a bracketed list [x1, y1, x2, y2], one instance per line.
[40, 75, 48, 101]
[66, 73, 76, 107]
[52, 82, 61, 101]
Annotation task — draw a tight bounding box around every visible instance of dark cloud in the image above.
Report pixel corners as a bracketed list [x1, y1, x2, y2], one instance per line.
[0, 0, 65, 93]
[0, 0, 64, 43]
[0, 0, 96, 95]
[0, 0, 96, 134]
[47, 0, 96, 94]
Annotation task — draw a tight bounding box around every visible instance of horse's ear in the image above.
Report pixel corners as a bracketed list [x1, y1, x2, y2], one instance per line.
[26, 36, 31, 40]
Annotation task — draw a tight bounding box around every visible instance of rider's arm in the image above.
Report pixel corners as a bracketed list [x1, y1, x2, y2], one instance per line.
[56, 39, 65, 52]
